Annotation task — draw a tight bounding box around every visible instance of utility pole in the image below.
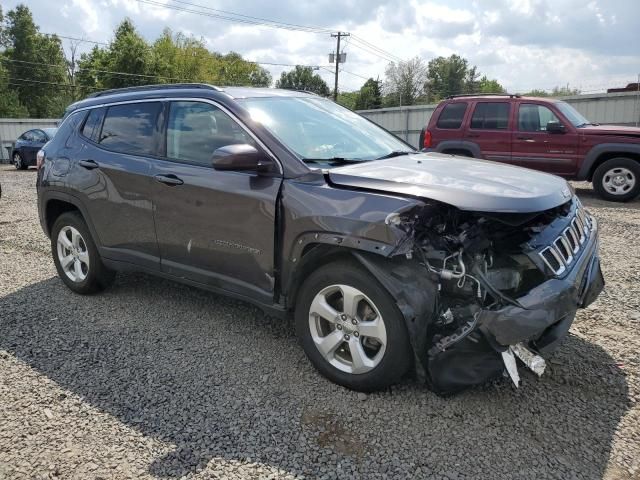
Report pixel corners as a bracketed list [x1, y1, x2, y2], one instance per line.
[330, 32, 350, 101]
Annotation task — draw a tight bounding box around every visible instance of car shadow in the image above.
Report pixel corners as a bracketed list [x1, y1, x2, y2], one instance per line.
[0, 273, 631, 478]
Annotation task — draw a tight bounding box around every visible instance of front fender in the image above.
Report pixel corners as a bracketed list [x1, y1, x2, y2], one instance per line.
[279, 179, 425, 297]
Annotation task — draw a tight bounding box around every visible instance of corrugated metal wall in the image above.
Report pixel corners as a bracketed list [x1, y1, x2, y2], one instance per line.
[0, 119, 59, 162]
[357, 91, 640, 149]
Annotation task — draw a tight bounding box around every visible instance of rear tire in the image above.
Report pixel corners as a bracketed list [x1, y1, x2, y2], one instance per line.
[295, 260, 412, 392]
[13, 152, 26, 170]
[593, 157, 640, 202]
[51, 212, 115, 294]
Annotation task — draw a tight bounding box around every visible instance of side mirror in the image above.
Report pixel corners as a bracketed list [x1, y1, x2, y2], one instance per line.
[211, 144, 273, 172]
[546, 121, 566, 134]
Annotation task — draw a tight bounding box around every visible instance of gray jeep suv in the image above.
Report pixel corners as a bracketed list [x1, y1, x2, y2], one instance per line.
[37, 84, 604, 394]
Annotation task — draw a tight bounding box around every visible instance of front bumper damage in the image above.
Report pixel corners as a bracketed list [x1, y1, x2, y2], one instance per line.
[427, 215, 604, 394]
[357, 197, 604, 395]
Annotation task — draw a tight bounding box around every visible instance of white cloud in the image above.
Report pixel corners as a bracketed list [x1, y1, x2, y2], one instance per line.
[2, 0, 637, 93]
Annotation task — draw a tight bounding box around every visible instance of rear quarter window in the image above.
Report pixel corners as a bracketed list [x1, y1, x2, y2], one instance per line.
[81, 107, 105, 141]
[436, 103, 467, 129]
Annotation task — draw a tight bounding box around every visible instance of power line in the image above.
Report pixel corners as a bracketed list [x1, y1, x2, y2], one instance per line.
[44, 34, 109, 46]
[1, 75, 97, 90]
[135, 0, 404, 64]
[340, 69, 371, 81]
[49, 33, 327, 71]
[1, 57, 190, 83]
[347, 39, 400, 64]
[164, 0, 331, 33]
[136, 0, 327, 32]
[350, 35, 402, 63]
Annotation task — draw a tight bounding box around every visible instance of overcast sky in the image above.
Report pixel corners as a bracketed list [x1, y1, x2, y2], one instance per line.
[6, 0, 639, 92]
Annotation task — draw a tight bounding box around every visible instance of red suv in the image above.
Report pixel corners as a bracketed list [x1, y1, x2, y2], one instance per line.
[420, 94, 640, 202]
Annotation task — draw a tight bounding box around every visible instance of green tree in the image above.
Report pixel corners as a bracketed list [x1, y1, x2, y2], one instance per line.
[422, 55, 504, 102]
[106, 19, 152, 88]
[424, 54, 470, 102]
[477, 75, 505, 94]
[215, 52, 271, 87]
[2, 4, 68, 117]
[337, 78, 383, 111]
[336, 90, 359, 109]
[354, 78, 382, 110]
[550, 85, 580, 96]
[0, 62, 28, 116]
[520, 86, 580, 97]
[275, 66, 330, 96]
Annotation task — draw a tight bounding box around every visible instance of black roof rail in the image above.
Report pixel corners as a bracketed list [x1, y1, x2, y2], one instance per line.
[88, 83, 223, 98]
[446, 93, 521, 99]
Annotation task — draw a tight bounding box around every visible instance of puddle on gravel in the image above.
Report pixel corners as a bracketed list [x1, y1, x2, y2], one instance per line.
[301, 407, 365, 457]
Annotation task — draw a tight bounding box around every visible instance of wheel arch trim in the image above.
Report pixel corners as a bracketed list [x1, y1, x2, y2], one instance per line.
[431, 140, 481, 158]
[40, 191, 102, 248]
[578, 143, 640, 181]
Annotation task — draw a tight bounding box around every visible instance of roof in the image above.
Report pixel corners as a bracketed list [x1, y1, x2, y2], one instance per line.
[222, 87, 317, 99]
[445, 94, 561, 103]
[66, 84, 317, 113]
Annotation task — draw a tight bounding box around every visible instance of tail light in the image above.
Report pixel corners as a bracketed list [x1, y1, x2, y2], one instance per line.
[423, 129, 432, 149]
[36, 149, 45, 170]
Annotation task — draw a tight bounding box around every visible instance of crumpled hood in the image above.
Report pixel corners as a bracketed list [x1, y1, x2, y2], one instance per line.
[578, 124, 640, 137]
[328, 152, 573, 213]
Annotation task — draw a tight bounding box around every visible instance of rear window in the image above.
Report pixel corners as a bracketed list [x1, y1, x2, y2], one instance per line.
[470, 102, 510, 130]
[98, 102, 162, 155]
[436, 103, 467, 129]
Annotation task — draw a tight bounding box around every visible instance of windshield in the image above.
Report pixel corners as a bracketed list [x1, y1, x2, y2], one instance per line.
[238, 96, 414, 165]
[555, 102, 591, 127]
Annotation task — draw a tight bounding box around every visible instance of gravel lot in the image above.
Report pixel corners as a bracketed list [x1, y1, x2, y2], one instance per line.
[1, 166, 639, 480]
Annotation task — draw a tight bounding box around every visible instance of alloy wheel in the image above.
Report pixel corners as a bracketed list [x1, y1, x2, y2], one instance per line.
[308, 284, 387, 374]
[56, 226, 90, 283]
[13, 153, 22, 170]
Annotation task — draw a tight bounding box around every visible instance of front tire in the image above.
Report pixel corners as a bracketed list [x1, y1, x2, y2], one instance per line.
[295, 260, 412, 392]
[51, 212, 115, 294]
[13, 152, 26, 170]
[593, 157, 640, 202]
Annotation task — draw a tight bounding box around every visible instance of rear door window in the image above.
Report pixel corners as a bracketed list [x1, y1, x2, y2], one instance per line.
[436, 103, 467, 129]
[470, 102, 510, 130]
[98, 102, 162, 155]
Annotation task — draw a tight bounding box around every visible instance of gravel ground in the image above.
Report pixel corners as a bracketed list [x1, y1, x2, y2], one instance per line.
[0, 166, 639, 480]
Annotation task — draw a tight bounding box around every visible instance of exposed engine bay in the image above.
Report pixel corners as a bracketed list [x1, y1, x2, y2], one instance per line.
[383, 196, 604, 394]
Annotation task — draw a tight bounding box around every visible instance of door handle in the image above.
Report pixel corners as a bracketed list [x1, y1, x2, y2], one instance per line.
[78, 159, 99, 169]
[516, 136, 533, 141]
[154, 174, 184, 186]
[466, 133, 480, 138]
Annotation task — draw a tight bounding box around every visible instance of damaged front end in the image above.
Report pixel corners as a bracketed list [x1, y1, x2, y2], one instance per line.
[385, 196, 604, 394]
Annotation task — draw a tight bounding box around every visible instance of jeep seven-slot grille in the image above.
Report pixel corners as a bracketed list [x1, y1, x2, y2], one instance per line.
[538, 203, 592, 276]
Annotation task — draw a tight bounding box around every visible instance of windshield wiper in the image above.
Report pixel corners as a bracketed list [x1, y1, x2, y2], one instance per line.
[376, 150, 415, 160]
[576, 122, 598, 127]
[301, 157, 366, 165]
